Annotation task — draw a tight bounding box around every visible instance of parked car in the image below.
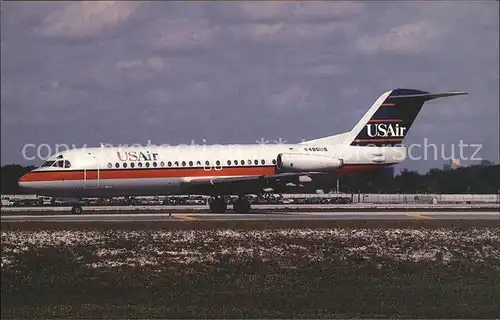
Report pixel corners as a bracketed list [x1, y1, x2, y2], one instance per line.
[38, 196, 53, 206]
[1, 196, 15, 207]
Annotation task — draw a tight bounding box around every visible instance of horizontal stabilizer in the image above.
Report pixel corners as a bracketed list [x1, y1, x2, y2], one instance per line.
[389, 92, 468, 100]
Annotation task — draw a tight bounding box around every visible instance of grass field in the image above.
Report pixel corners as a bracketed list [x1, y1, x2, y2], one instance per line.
[2, 221, 499, 318]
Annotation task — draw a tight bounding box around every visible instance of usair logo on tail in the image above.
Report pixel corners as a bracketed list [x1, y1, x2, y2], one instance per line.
[366, 123, 407, 138]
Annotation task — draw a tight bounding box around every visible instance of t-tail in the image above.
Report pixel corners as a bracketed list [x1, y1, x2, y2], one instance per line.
[346, 88, 467, 147]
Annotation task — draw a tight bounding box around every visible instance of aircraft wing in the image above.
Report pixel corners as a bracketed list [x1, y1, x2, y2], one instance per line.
[185, 172, 325, 195]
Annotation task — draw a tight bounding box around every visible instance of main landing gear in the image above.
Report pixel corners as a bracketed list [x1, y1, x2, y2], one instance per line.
[233, 197, 251, 214]
[209, 196, 251, 214]
[209, 197, 227, 213]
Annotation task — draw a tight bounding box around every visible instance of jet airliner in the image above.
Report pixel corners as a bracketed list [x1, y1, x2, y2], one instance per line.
[18, 88, 467, 214]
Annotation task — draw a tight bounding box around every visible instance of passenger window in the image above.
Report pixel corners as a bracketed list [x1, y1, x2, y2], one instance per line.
[64, 160, 71, 168]
[153, 162, 157, 167]
[216, 160, 220, 166]
[168, 161, 172, 167]
[261, 159, 265, 165]
[272, 159, 277, 165]
[160, 161, 165, 167]
[234, 160, 238, 165]
[123, 163, 128, 168]
[108, 163, 112, 168]
[182, 161, 186, 167]
[254, 160, 258, 165]
[205, 161, 209, 166]
[138, 162, 143, 168]
[189, 161, 193, 166]
[241, 160, 245, 165]
[146, 162, 150, 168]
[247, 160, 251, 165]
[174, 161, 179, 166]
[130, 162, 135, 168]
[196, 161, 201, 166]
[227, 160, 231, 165]
[115, 163, 120, 168]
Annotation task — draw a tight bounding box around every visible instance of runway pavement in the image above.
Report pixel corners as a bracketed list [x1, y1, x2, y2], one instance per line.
[1, 211, 498, 223]
[2, 203, 499, 214]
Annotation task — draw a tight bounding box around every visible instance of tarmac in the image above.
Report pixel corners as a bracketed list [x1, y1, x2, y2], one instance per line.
[1, 211, 499, 223]
[2, 203, 499, 213]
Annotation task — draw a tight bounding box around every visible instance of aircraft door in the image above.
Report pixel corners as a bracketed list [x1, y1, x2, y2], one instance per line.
[84, 154, 100, 189]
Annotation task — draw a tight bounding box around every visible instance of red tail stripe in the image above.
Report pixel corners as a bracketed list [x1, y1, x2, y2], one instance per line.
[368, 119, 402, 123]
[353, 138, 403, 142]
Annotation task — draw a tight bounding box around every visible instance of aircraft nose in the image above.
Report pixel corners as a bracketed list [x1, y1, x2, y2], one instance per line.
[18, 173, 36, 192]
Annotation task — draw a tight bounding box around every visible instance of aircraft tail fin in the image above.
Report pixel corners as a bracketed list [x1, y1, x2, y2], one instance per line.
[346, 89, 467, 147]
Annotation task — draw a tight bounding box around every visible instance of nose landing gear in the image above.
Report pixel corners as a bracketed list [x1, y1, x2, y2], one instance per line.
[71, 205, 83, 215]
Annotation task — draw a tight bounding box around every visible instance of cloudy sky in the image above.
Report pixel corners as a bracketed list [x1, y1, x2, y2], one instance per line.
[1, 1, 498, 172]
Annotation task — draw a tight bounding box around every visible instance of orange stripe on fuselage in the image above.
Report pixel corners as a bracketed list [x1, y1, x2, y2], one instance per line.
[20, 166, 277, 182]
[336, 164, 389, 174]
[20, 164, 393, 183]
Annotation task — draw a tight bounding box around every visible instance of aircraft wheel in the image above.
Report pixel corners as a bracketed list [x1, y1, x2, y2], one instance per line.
[209, 198, 227, 213]
[234, 198, 251, 214]
[71, 205, 83, 215]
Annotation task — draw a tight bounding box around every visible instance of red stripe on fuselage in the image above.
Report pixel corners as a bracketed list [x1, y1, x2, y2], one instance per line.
[20, 166, 277, 182]
[19, 164, 393, 183]
[336, 164, 390, 174]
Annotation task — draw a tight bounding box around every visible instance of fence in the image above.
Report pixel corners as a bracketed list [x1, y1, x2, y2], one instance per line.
[283, 193, 500, 204]
[3, 193, 500, 204]
[350, 193, 500, 204]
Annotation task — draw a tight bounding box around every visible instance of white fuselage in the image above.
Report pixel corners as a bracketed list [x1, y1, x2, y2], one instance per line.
[19, 143, 406, 198]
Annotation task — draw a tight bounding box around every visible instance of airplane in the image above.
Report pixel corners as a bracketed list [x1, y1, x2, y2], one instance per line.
[18, 88, 467, 214]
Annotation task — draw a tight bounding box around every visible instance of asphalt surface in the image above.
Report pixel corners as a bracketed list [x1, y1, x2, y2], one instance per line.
[2, 203, 499, 213]
[1, 211, 499, 223]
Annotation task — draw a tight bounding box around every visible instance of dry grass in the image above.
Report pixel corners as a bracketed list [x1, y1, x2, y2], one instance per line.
[2, 223, 499, 318]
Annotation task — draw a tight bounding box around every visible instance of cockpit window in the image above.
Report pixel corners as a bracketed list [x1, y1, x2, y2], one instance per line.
[56, 160, 64, 168]
[64, 160, 71, 168]
[41, 160, 55, 167]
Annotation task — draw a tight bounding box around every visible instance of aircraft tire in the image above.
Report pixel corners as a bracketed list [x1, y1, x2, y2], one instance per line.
[209, 198, 227, 213]
[234, 198, 251, 214]
[71, 205, 83, 215]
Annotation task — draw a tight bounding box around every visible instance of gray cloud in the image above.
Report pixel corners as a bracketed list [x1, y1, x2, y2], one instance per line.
[1, 1, 498, 172]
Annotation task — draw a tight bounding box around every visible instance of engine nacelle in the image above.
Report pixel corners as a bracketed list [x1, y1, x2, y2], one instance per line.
[276, 153, 343, 172]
